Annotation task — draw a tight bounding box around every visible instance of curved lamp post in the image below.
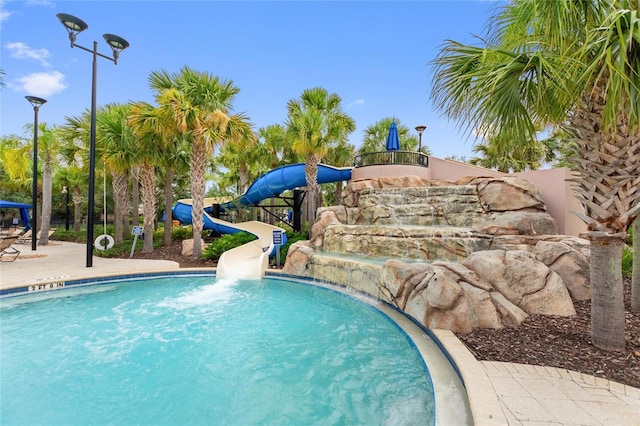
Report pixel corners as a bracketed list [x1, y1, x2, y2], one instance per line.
[415, 125, 427, 153]
[25, 96, 47, 252]
[57, 13, 130, 267]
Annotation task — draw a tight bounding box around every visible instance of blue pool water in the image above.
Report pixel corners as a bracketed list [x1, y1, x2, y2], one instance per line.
[1, 276, 435, 425]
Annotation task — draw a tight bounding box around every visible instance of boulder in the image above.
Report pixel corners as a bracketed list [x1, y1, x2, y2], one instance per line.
[181, 238, 206, 256]
[281, 241, 314, 276]
[463, 250, 576, 316]
[534, 240, 591, 300]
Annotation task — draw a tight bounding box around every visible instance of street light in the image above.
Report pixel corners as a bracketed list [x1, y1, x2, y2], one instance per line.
[57, 13, 130, 267]
[415, 125, 427, 152]
[62, 186, 70, 231]
[25, 96, 47, 252]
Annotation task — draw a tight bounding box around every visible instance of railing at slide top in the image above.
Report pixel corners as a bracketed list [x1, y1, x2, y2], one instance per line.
[352, 151, 429, 168]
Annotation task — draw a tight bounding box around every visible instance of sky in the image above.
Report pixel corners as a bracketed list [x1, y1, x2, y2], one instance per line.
[1, 0, 499, 160]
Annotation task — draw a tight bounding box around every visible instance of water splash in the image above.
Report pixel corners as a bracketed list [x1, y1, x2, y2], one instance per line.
[157, 277, 239, 309]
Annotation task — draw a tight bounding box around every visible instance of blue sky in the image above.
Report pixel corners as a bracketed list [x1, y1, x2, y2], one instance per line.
[1, 0, 498, 160]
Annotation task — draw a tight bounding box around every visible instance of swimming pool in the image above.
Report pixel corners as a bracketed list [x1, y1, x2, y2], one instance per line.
[0, 274, 471, 425]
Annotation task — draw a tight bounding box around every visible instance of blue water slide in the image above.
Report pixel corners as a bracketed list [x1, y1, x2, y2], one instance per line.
[172, 163, 352, 236]
[223, 163, 353, 209]
[172, 202, 242, 235]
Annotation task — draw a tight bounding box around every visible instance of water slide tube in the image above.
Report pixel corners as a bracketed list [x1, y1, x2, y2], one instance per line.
[172, 164, 353, 278]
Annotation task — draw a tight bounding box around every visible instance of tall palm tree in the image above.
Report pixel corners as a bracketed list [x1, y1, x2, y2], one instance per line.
[97, 103, 136, 244]
[24, 122, 59, 245]
[127, 102, 167, 253]
[148, 66, 249, 257]
[430, 0, 640, 351]
[286, 87, 355, 228]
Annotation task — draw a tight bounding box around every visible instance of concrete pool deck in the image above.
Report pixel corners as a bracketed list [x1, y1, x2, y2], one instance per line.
[1, 241, 639, 425]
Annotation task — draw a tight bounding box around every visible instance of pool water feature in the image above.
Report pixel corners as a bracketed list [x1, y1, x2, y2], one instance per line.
[0, 275, 471, 425]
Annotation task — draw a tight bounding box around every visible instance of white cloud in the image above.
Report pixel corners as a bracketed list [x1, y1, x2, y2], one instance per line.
[5, 42, 51, 68]
[348, 98, 365, 108]
[0, 1, 10, 21]
[10, 71, 67, 97]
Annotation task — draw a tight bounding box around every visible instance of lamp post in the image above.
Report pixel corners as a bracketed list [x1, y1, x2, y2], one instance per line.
[25, 96, 47, 252]
[62, 186, 70, 231]
[415, 125, 427, 152]
[57, 13, 129, 267]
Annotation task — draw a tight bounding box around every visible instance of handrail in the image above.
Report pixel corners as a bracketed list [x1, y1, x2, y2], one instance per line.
[352, 151, 429, 168]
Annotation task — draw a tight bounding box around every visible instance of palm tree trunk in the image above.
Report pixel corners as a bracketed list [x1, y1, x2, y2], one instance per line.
[131, 167, 140, 227]
[305, 154, 319, 229]
[111, 171, 128, 244]
[163, 168, 174, 246]
[588, 231, 626, 351]
[334, 181, 343, 206]
[632, 218, 640, 312]
[38, 157, 53, 245]
[72, 189, 82, 232]
[190, 143, 207, 258]
[139, 163, 156, 253]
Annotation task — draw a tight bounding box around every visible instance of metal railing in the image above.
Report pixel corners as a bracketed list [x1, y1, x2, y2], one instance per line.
[352, 151, 429, 168]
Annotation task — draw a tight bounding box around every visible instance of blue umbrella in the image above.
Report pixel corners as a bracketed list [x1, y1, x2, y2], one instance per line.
[385, 122, 400, 151]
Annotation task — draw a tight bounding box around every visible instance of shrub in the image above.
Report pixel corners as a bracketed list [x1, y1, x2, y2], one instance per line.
[622, 244, 633, 278]
[202, 232, 257, 260]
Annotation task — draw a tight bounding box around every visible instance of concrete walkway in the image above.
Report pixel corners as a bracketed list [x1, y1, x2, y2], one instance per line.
[2, 241, 639, 425]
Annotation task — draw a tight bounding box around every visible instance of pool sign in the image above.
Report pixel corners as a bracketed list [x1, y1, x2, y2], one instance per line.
[272, 230, 283, 245]
[273, 230, 283, 268]
[130, 226, 144, 258]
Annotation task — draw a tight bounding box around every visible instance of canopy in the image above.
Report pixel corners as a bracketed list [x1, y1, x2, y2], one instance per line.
[0, 200, 32, 231]
[385, 122, 400, 151]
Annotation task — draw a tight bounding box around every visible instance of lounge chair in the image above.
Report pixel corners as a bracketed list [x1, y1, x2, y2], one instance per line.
[0, 236, 20, 262]
[15, 229, 31, 244]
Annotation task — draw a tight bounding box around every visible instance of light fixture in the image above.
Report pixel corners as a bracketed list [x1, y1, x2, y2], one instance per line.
[415, 125, 427, 152]
[57, 13, 130, 267]
[25, 96, 47, 252]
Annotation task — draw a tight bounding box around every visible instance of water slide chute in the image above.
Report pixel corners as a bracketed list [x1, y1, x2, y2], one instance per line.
[172, 163, 352, 277]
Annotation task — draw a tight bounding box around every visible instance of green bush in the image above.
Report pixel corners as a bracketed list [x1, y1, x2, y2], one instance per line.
[622, 244, 633, 278]
[201, 232, 257, 260]
[171, 226, 193, 240]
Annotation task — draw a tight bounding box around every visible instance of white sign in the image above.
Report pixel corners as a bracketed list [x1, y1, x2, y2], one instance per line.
[132, 226, 144, 236]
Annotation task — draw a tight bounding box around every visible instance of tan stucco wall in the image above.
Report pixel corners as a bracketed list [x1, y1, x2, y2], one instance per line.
[514, 168, 587, 236]
[351, 164, 431, 180]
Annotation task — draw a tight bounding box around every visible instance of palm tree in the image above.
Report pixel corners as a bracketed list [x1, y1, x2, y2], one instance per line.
[633, 218, 639, 311]
[324, 140, 355, 205]
[127, 102, 166, 253]
[59, 115, 92, 232]
[0, 136, 32, 196]
[97, 103, 136, 244]
[24, 122, 59, 245]
[359, 117, 424, 154]
[148, 66, 249, 257]
[430, 0, 640, 351]
[470, 134, 546, 172]
[286, 87, 355, 228]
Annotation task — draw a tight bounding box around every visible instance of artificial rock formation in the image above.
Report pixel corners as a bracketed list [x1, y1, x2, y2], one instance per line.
[283, 175, 590, 334]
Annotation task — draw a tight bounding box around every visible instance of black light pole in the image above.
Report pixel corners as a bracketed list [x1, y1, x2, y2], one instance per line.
[62, 186, 70, 231]
[57, 13, 129, 267]
[415, 125, 427, 152]
[25, 96, 47, 252]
